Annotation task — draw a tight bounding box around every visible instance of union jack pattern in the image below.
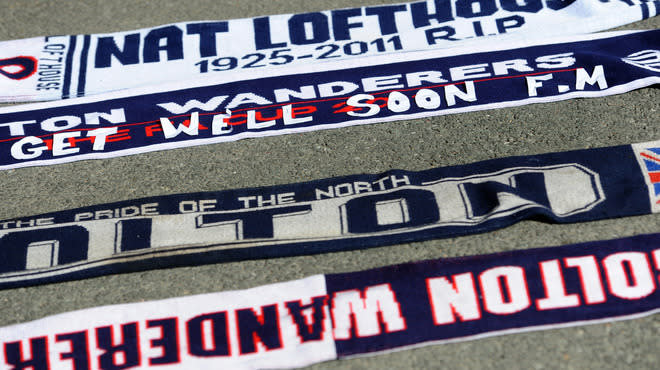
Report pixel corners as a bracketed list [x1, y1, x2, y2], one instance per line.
[639, 147, 660, 204]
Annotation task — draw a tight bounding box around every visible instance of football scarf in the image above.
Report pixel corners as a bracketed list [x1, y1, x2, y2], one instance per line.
[3, 232, 660, 369]
[0, 29, 659, 171]
[0, 139, 658, 289]
[0, 0, 657, 102]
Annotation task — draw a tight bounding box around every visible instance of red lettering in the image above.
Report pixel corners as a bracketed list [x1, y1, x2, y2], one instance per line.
[106, 128, 132, 143]
[332, 97, 387, 114]
[227, 113, 247, 126]
[291, 105, 317, 117]
[145, 124, 162, 137]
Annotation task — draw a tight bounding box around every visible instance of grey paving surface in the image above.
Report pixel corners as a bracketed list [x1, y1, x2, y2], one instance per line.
[0, 1, 659, 369]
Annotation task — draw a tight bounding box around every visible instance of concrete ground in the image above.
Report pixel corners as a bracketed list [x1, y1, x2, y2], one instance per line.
[0, 1, 658, 369]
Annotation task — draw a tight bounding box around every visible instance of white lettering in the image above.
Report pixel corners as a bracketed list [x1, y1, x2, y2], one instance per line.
[492, 59, 534, 75]
[247, 110, 276, 129]
[87, 127, 118, 151]
[565, 256, 606, 304]
[283, 104, 313, 126]
[10, 136, 48, 160]
[576, 65, 608, 90]
[535, 53, 576, 69]
[427, 273, 481, 325]
[160, 112, 200, 139]
[386, 91, 411, 113]
[157, 95, 229, 114]
[52, 131, 80, 156]
[535, 259, 580, 310]
[211, 110, 232, 135]
[450, 63, 491, 81]
[318, 81, 359, 97]
[346, 94, 380, 117]
[604, 252, 655, 299]
[0, 120, 37, 136]
[362, 74, 404, 92]
[480, 266, 530, 315]
[526, 74, 553, 97]
[84, 108, 126, 126]
[445, 81, 476, 106]
[273, 85, 316, 103]
[415, 88, 442, 109]
[332, 284, 406, 339]
[41, 115, 81, 132]
[226, 93, 273, 109]
[405, 71, 447, 87]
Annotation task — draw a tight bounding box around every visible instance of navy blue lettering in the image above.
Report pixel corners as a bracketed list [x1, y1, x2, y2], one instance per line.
[425, 26, 458, 44]
[0, 225, 89, 274]
[96, 323, 140, 370]
[143, 26, 184, 63]
[94, 34, 140, 68]
[198, 205, 311, 239]
[455, 0, 498, 18]
[56, 331, 89, 370]
[546, 0, 577, 11]
[500, 0, 543, 13]
[288, 13, 330, 45]
[496, 15, 525, 33]
[147, 318, 179, 365]
[3, 337, 48, 370]
[254, 17, 288, 50]
[236, 304, 282, 354]
[115, 218, 152, 252]
[186, 22, 229, 58]
[331, 8, 364, 41]
[344, 189, 440, 234]
[410, 0, 454, 27]
[186, 312, 230, 357]
[461, 172, 550, 218]
[365, 5, 407, 35]
[285, 297, 327, 342]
